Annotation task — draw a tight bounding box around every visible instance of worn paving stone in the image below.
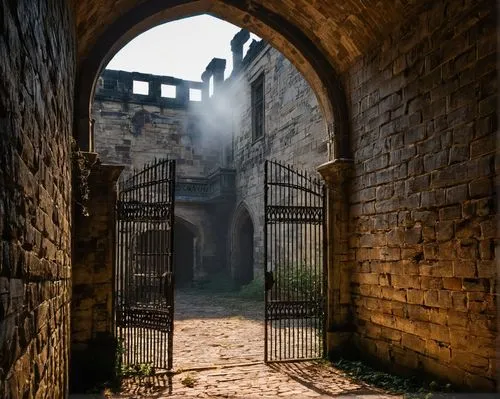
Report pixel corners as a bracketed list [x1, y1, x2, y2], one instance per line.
[111, 291, 399, 398]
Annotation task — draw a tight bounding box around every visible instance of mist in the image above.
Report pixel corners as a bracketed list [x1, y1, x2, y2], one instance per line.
[188, 75, 249, 169]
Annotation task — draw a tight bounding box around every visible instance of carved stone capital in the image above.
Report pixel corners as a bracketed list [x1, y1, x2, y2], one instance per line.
[316, 158, 354, 186]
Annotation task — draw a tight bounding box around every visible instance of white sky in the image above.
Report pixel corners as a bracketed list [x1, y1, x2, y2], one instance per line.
[106, 15, 261, 82]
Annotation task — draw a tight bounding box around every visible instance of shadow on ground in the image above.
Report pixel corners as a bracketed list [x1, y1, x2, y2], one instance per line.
[269, 361, 393, 397]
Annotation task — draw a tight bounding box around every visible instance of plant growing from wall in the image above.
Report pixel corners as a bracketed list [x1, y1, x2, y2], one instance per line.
[71, 137, 93, 216]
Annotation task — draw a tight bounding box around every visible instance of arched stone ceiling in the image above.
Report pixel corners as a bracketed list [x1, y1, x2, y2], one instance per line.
[74, 0, 421, 73]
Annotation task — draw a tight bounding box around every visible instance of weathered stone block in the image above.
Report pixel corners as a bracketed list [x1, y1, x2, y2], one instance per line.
[451, 291, 468, 312]
[406, 289, 423, 305]
[462, 278, 490, 292]
[445, 184, 468, 204]
[447, 310, 468, 328]
[401, 332, 426, 354]
[452, 350, 489, 374]
[469, 177, 492, 198]
[476, 260, 495, 278]
[430, 165, 467, 188]
[425, 339, 451, 363]
[436, 221, 454, 241]
[404, 226, 422, 245]
[419, 189, 445, 208]
[439, 205, 461, 220]
[448, 145, 469, 164]
[453, 260, 477, 278]
[442, 277, 462, 291]
[392, 275, 421, 289]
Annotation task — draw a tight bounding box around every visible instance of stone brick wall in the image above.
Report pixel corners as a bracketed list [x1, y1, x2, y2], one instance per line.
[228, 42, 328, 277]
[346, 0, 497, 390]
[0, 0, 75, 397]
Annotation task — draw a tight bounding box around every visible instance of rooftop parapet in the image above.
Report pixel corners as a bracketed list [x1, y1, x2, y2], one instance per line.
[94, 69, 205, 108]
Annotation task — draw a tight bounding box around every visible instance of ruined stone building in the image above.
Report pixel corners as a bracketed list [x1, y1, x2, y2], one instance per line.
[92, 32, 327, 287]
[0, 0, 497, 397]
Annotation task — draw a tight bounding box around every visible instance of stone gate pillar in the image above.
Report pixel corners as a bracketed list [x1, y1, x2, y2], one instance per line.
[317, 159, 354, 357]
[71, 160, 124, 392]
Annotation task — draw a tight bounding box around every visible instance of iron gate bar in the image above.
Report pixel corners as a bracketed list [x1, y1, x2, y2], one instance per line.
[115, 158, 176, 370]
[264, 160, 327, 362]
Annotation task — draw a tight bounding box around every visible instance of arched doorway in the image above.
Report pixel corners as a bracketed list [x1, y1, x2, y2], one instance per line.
[231, 204, 255, 287]
[130, 218, 200, 289]
[173, 218, 197, 287]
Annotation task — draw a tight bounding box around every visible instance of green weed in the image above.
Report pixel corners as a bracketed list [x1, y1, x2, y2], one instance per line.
[238, 277, 265, 300]
[181, 374, 197, 388]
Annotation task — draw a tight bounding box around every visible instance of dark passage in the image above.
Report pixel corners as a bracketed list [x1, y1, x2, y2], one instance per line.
[235, 212, 254, 286]
[173, 220, 195, 287]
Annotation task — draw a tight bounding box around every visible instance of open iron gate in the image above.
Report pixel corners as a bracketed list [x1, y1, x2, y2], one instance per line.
[115, 159, 176, 370]
[264, 160, 327, 362]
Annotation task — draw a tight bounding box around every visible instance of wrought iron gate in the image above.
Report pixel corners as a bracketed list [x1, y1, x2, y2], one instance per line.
[115, 159, 176, 370]
[264, 160, 327, 362]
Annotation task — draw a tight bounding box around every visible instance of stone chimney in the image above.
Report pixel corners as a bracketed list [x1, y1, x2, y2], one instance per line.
[201, 57, 226, 97]
[230, 29, 250, 75]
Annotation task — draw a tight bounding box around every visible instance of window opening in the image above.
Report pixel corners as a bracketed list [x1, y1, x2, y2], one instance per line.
[133, 80, 149, 95]
[189, 88, 202, 102]
[161, 84, 176, 98]
[251, 74, 265, 140]
[209, 76, 214, 98]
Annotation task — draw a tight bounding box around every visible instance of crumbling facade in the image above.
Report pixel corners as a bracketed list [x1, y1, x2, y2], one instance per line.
[0, 0, 497, 397]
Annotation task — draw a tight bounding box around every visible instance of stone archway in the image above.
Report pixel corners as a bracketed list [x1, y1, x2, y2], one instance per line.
[74, 5, 354, 363]
[74, 0, 351, 160]
[231, 205, 255, 287]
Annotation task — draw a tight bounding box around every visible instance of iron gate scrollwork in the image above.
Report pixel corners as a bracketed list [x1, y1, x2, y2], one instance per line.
[115, 158, 176, 370]
[264, 160, 327, 362]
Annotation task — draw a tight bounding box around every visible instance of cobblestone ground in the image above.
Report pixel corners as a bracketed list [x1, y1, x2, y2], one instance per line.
[110, 290, 400, 398]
